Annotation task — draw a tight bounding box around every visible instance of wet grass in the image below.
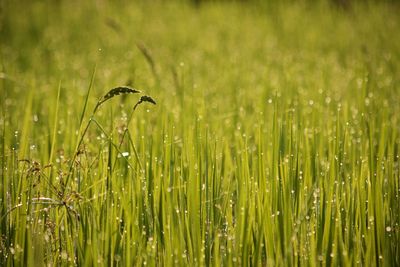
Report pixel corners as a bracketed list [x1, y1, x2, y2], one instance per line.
[0, 1, 399, 266]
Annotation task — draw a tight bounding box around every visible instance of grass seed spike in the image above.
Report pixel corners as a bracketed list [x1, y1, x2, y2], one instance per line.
[98, 86, 141, 106]
[133, 95, 157, 110]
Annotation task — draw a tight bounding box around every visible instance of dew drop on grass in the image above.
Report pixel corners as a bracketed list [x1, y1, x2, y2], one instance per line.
[119, 152, 129, 157]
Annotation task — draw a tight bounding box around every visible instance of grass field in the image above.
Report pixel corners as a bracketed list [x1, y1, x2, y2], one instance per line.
[1, 0, 399, 266]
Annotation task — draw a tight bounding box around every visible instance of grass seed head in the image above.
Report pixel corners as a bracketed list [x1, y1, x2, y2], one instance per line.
[139, 95, 156, 105]
[99, 86, 140, 105]
[133, 95, 156, 110]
